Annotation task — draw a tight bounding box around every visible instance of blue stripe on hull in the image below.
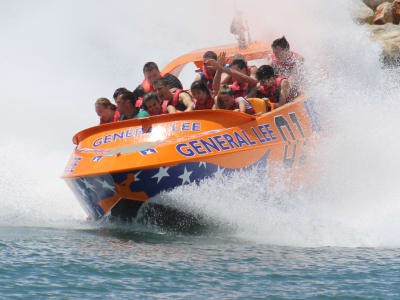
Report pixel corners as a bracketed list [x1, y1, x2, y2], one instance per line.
[65, 150, 270, 220]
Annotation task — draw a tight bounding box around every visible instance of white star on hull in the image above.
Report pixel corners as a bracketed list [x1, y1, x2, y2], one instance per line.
[96, 178, 116, 192]
[152, 167, 170, 183]
[179, 167, 193, 184]
[81, 178, 96, 192]
[199, 161, 207, 168]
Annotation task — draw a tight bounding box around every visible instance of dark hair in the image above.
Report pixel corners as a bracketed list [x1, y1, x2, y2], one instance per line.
[95, 98, 117, 110]
[113, 87, 130, 100]
[217, 85, 235, 109]
[256, 65, 275, 81]
[143, 62, 159, 73]
[230, 59, 248, 71]
[203, 51, 217, 60]
[143, 92, 159, 109]
[272, 36, 290, 50]
[190, 80, 210, 96]
[120, 91, 136, 105]
[153, 77, 170, 87]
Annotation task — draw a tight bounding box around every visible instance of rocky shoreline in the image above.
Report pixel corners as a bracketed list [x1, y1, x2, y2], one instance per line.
[353, 0, 400, 66]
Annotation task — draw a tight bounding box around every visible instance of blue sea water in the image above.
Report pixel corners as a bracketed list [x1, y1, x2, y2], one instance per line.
[1, 224, 400, 299]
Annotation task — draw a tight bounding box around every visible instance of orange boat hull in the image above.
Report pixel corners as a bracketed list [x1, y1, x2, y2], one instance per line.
[62, 95, 320, 221]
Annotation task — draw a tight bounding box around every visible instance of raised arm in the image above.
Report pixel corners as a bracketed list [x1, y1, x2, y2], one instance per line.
[208, 52, 227, 94]
[277, 79, 290, 108]
[180, 92, 195, 111]
[222, 67, 258, 87]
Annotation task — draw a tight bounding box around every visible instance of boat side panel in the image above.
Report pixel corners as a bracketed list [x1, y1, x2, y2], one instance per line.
[63, 150, 271, 220]
[62, 98, 314, 179]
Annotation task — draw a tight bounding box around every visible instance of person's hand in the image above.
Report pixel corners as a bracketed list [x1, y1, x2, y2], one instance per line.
[205, 52, 227, 72]
[217, 51, 227, 67]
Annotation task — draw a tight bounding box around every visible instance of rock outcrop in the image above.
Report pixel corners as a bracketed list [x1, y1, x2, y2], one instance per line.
[363, 0, 391, 10]
[373, 2, 394, 24]
[354, 0, 400, 65]
[366, 23, 400, 64]
[352, 1, 375, 24]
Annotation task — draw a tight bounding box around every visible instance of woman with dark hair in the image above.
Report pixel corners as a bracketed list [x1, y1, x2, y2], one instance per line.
[95, 97, 119, 124]
[215, 85, 254, 115]
[190, 80, 215, 110]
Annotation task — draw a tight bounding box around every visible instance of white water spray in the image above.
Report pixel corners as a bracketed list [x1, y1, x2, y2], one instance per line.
[1, 1, 399, 245]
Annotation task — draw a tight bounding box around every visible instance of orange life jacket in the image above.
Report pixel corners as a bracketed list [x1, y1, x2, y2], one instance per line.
[140, 72, 166, 93]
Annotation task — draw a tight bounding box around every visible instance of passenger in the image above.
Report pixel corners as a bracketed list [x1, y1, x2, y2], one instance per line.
[113, 87, 130, 101]
[255, 65, 290, 109]
[194, 51, 218, 92]
[267, 36, 304, 96]
[143, 92, 169, 116]
[208, 52, 258, 97]
[220, 53, 258, 86]
[153, 77, 195, 113]
[190, 80, 215, 110]
[115, 91, 150, 120]
[132, 62, 183, 100]
[95, 98, 120, 124]
[215, 85, 254, 114]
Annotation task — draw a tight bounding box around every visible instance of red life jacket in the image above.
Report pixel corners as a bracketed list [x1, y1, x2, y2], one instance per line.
[200, 68, 214, 91]
[135, 97, 143, 108]
[231, 81, 249, 98]
[194, 95, 214, 110]
[271, 52, 299, 68]
[100, 109, 120, 124]
[258, 76, 286, 103]
[141, 72, 166, 93]
[164, 88, 188, 111]
[160, 100, 169, 114]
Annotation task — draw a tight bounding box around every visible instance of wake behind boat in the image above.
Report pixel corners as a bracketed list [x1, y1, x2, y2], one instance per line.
[62, 41, 319, 223]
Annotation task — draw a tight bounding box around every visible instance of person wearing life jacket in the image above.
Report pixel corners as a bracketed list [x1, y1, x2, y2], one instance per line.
[207, 52, 258, 98]
[220, 53, 258, 86]
[153, 77, 194, 113]
[132, 62, 183, 102]
[255, 65, 290, 110]
[142, 92, 169, 116]
[113, 87, 130, 101]
[215, 85, 255, 115]
[115, 91, 149, 120]
[190, 80, 215, 110]
[194, 51, 218, 92]
[113, 87, 147, 112]
[95, 97, 120, 124]
[267, 36, 304, 97]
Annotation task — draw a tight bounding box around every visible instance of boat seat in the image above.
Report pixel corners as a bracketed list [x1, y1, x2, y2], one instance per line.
[247, 98, 267, 114]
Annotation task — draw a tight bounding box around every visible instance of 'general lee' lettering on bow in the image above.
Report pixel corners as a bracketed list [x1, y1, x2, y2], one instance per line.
[176, 123, 278, 157]
[92, 122, 201, 147]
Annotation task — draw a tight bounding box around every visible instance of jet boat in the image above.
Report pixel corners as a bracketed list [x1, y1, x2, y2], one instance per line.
[62, 41, 320, 222]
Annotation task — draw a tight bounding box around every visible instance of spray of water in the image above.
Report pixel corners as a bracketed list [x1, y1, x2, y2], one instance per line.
[1, 1, 399, 246]
[162, 0, 400, 247]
